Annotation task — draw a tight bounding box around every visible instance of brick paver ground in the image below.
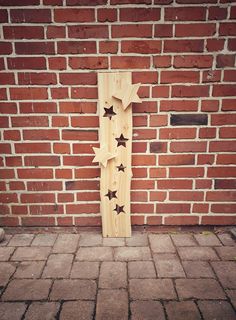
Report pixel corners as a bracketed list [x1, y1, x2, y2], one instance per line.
[0, 229, 235, 319]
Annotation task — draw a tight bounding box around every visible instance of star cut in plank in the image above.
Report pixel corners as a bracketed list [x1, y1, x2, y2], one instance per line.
[115, 134, 129, 147]
[116, 163, 126, 172]
[114, 204, 125, 215]
[103, 106, 116, 120]
[105, 189, 117, 200]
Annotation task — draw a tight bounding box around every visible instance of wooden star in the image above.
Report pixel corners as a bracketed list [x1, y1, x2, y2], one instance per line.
[103, 106, 116, 120]
[105, 190, 117, 200]
[92, 145, 116, 167]
[114, 204, 125, 215]
[116, 163, 126, 172]
[115, 134, 129, 147]
[113, 82, 142, 110]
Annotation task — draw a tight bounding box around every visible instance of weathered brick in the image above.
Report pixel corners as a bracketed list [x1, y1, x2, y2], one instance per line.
[171, 114, 208, 126]
[70, 261, 99, 279]
[165, 301, 201, 320]
[128, 261, 156, 279]
[154, 254, 185, 278]
[198, 301, 235, 320]
[99, 262, 127, 289]
[114, 247, 151, 261]
[24, 302, 59, 320]
[0, 303, 26, 320]
[131, 301, 165, 320]
[60, 301, 94, 320]
[14, 261, 45, 279]
[178, 247, 218, 261]
[42, 254, 73, 278]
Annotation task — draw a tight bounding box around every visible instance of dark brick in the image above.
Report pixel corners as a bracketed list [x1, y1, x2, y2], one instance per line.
[215, 179, 236, 189]
[150, 142, 167, 153]
[171, 114, 208, 126]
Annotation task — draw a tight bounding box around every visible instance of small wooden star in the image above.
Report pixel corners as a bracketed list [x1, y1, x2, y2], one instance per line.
[116, 163, 126, 172]
[105, 190, 117, 200]
[114, 204, 125, 215]
[115, 134, 129, 147]
[113, 82, 142, 110]
[92, 145, 116, 167]
[103, 106, 116, 120]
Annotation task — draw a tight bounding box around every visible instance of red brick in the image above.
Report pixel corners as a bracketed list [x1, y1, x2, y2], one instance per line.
[156, 203, 190, 214]
[66, 204, 99, 214]
[18, 73, 57, 85]
[195, 179, 212, 189]
[210, 141, 236, 152]
[15, 42, 55, 55]
[159, 155, 195, 166]
[15, 142, 51, 153]
[202, 70, 221, 83]
[206, 39, 225, 52]
[53, 143, 70, 154]
[206, 191, 236, 202]
[67, 0, 107, 4]
[133, 129, 156, 140]
[121, 40, 161, 54]
[22, 217, 55, 227]
[75, 217, 101, 227]
[54, 8, 94, 22]
[51, 88, 69, 100]
[201, 100, 219, 112]
[69, 56, 108, 69]
[59, 73, 97, 85]
[8, 57, 46, 70]
[0, 143, 11, 154]
[153, 56, 172, 68]
[211, 114, 236, 125]
[152, 86, 169, 98]
[12, 205, 27, 214]
[133, 115, 148, 127]
[24, 156, 60, 167]
[0, 73, 15, 85]
[4, 129, 21, 141]
[120, 8, 160, 21]
[44, 0, 63, 5]
[23, 129, 59, 141]
[0, 42, 12, 55]
[5, 156, 22, 167]
[159, 128, 196, 139]
[10, 9, 51, 23]
[18, 169, 53, 179]
[65, 180, 99, 191]
[27, 181, 62, 191]
[170, 142, 207, 153]
[55, 169, 72, 179]
[216, 54, 235, 68]
[172, 85, 209, 98]
[68, 25, 108, 38]
[0, 0, 40, 5]
[131, 204, 154, 213]
[0, 217, 19, 227]
[21, 193, 55, 203]
[0, 193, 18, 203]
[0, 9, 8, 22]
[150, 142, 167, 153]
[192, 203, 209, 213]
[133, 101, 157, 113]
[0, 169, 15, 179]
[174, 55, 213, 68]
[10, 88, 48, 100]
[75, 168, 100, 178]
[199, 128, 216, 139]
[98, 8, 117, 22]
[150, 191, 167, 202]
[3, 26, 44, 39]
[219, 23, 236, 36]
[62, 130, 98, 141]
[12, 116, 49, 127]
[60, 102, 97, 114]
[131, 180, 155, 190]
[211, 204, 236, 214]
[157, 179, 193, 189]
[146, 216, 162, 225]
[30, 205, 63, 215]
[209, 6, 227, 20]
[112, 25, 152, 38]
[228, 38, 236, 51]
[57, 41, 96, 54]
[0, 58, 5, 70]
[169, 167, 204, 178]
[111, 56, 150, 69]
[160, 100, 198, 112]
[0, 116, 8, 128]
[224, 70, 236, 82]
[202, 216, 236, 225]
[164, 40, 204, 53]
[222, 99, 236, 111]
[132, 155, 156, 166]
[220, 127, 236, 138]
[58, 193, 74, 203]
[198, 153, 214, 165]
[149, 168, 167, 178]
[165, 216, 199, 225]
[99, 41, 118, 54]
[161, 71, 199, 84]
[150, 115, 168, 127]
[72, 143, 97, 154]
[217, 154, 236, 165]
[20, 102, 57, 114]
[154, 24, 173, 37]
[208, 167, 236, 177]
[49, 57, 66, 70]
[131, 191, 148, 202]
[111, 0, 151, 3]
[132, 168, 147, 178]
[77, 192, 100, 201]
[175, 23, 216, 37]
[215, 179, 236, 190]
[165, 7, 206, 21]
[57, 217, 73, 226]
[63, 156, 94, 166]
[169, 191, 204, 201]
[47, 26, 66, 39]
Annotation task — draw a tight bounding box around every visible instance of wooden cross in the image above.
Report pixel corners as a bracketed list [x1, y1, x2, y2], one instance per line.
[93, 72, 141, 237]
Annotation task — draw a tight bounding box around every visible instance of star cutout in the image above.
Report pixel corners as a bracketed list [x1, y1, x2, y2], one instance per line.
[116, 163, 126, 172]
[105, 189, 117, 200]
[92, 145, 116, 167]
[113, 82, 142, 110]
[103, 106, 116, 120]
[115, 134, 129, 148]
[114, 204, 125, 215]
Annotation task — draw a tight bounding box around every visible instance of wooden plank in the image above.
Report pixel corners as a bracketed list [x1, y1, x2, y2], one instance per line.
[98, 72, 133, 237]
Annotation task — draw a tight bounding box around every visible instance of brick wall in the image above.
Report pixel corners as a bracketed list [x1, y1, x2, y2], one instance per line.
[0, 0, 236, 228]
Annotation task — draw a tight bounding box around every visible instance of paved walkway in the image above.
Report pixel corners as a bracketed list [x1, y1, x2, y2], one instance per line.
[0, 230, 235, 320]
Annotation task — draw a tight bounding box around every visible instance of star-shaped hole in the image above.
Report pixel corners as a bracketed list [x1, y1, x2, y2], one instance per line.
[116, 163, 126, 172]
[115, 134, 129, 148]
[105, 189, 117, 200]
[103, 106, 116, 120]
[114, 204, 125, 215]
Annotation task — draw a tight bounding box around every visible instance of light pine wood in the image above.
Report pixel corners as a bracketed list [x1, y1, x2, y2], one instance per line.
[97, 72, 134, 237]
[113, 82, 141, 110]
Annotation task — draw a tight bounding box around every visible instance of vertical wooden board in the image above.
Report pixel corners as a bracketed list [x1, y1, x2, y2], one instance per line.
[98, 72, 132, 237]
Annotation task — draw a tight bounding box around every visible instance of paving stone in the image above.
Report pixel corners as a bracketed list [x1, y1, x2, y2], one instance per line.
[52, 234, 79, 253]
[2, 279, 52, 301]
[0, 262, 16, 286]
[178, 247, 218, 260]
[128, 261, 156, 279]
[114, 247, 151, 261]
[131, 301, 165, 320]
[218, 233, 235, 246]
[171, 233, 197, 246]
[149, 234, 175, 253]
[126, 233, 148, 246]
[42, 254, 73, 278]
[11, 247, 51, 261]
[70, 261, 99, 279]
[14, 261, 45, 279]
[31, 234, 57, 247]
[194, 232, 222, 246]
[24, 302, 59, 320]
[79, 233, 102, 246]
[96, 289, 128, 320]
[60, 301, 94, 320]
[182, 261, 215, 278]
[8, 234, 34, 247]
[226, 290, 236, 309]
[130, 279, 176, 300]
[76, 247, 113, 261]
[176, 279, 226, 299]
[165, 301, 201, 320]
[0, 247, 15, 261]
[215, 246, 236, 260]
[50, 279, 96, 300]
[99, 262, 127, 289]
[198, 301, 236, 320]
[211, 261, 236, 289]
[0, 234, 12, 247]
[0, 302, 27, 320]
[103, 237, 125, 247]
[154, 254, 185, 278]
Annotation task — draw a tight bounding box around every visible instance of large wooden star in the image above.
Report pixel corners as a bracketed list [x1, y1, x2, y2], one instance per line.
[113, 82, 142, 110]
[92, 145, 116, 167]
